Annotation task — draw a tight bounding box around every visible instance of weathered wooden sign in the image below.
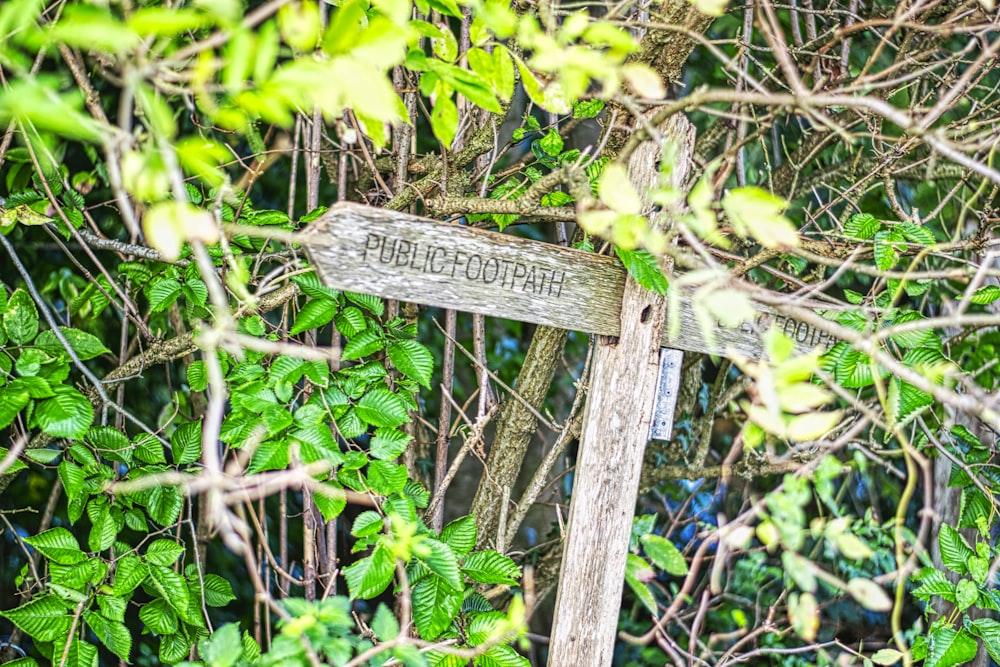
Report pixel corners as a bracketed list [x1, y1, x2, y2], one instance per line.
[300, 197, 836, 667]
[300, 202, 836, 360]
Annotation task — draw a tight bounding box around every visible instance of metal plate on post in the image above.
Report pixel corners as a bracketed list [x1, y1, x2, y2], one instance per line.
[650, 348, 684, 441]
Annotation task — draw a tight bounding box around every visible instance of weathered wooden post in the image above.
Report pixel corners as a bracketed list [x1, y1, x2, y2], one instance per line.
[299, 168, 836, 663]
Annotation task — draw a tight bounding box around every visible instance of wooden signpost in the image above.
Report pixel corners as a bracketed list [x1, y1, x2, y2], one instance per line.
[300, 201, 835, 665]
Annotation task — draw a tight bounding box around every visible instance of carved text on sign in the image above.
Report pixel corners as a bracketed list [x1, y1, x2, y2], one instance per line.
[362, 233, 567, 298]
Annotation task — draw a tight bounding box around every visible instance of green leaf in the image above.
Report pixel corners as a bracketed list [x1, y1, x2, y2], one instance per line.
[368, 460, 408, 494]
[440, 515, 477, 556]
[147, 484, 184, 526]
[160, 631, 195, 664]
[148, 278, 183, 312]
[84, 611, 131, 661]
[616, 248, 668, 295]
[371, 603, 399, 642]
[640, 534, 688, 576]
[844, 213, 881, 240]
[146, 539, 185, 566]
[187, 360, 207, 392]
[33, 328, 110, 361]
[722, 187, 798, 248]
[898, 222, 936, 244]
[139, 598, 178, 634]
[356, 388, 410, 427]
[344, 545, 396, 599]
[290, 298, 338, 335]
[938, 524, 974, 575]
[538, 129, 564, 156]
[845, 578, 892, 611]
[968, 285, 1000, 305]
[335, 306, 367, 337]
[201, 623, 242, 666]
[387, 340, 433, 388]
[87, 501, 118, 552]
[598, 163, 642, 215]
[171, 420, 202, 465]
[148, 564, 191, 619]
[461, 550, 520, 585]
[541, 190, 574, 207]
[431, 92, 459, 148]
[476, 645, 530, 667]
[926, 626, 978, 667]
[201, 573, 237, 607]
[133, 433, 167, 465]
[86, 426, 132, 463]
[956, 578, 979, 611]
[0, 386, 30, 429]
[874, 230, 903, 271]
[370, 427, 411, 461]
[35, 385, 93, 440]
[64, 640, 98, 667]
[344, 291, 385, 316]
[970, 618, 1000, 663]
[23, 527, 86, 565]
[415, 538, 462, 591]
[0, 594, 73, 642]
[3, 288, 39, 344]
[574, 99, 605, 118]
[343, 328, 385, 360]
[113, 555, 149, 596]
[412, 574, 463, 640]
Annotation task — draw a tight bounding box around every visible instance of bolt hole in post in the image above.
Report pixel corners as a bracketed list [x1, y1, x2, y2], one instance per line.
[640, 304, 652, 323]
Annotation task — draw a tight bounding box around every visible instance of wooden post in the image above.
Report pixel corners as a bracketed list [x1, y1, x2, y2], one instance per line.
[547, 115, 696, 666]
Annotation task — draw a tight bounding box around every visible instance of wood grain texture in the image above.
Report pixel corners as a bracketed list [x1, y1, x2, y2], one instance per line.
[300, 203, 835, 360]
[547, 114, 695, 667]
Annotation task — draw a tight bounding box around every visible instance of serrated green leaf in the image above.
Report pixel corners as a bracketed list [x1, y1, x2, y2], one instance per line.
[200, 573, 237, 607]
[113, 555, 149, 596]
[170, 420, 202, 465]
[970, 618, 1000, 663]
[440, 515, 477, 556]
[88, 501, 118, 552]
[35, 385, 93, 440]
[24, 527, 86, 565]
[0, 386, 30, 430]
[412, 574, 463, 640]
[34, 328, 110, 361]
[574, 99, 605, 118]
[58, 460, 86, 505]
[926, 626, 978, 667]
[187, 360, 207, 392]
[160, 631, 195, 664]
[538, 128, 563, 156]
[344, 545, 395, 599]
[370, 427, 412, 461]
[139, 597, 178, 634]
[3, 289, 39, 344]
[343, 328, 385, 360]
[335, 306, 367, 337]
[0, 594, 73, 642]
[84, 611, 131, 661]
[844, 213, 881, 240]
[85, 426, 131, 463]
[938, 524, 974, 575]
[356, 388, 409, 427]
[368, 459, 408, 494]
[387, 340, 433, 388]
[146, 539, 185, 566]
[371, 603, 399, 642]
[147, 483, 183, 526]
[461, 550, 520, 585]
[969, 285, 1000, 305]
[291, 298, 338, 335]
[616, 248, 668, 295]
[722, 187, 799, 248]
[416, 538, 462, 591]
[476, 645, 530, 667]
[898, 222, 935, 244]
[344, 291, 385, 316]
[148, 278, 183, 312]
[148, 564, 191, 619]
[641, 534, 688, 576]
